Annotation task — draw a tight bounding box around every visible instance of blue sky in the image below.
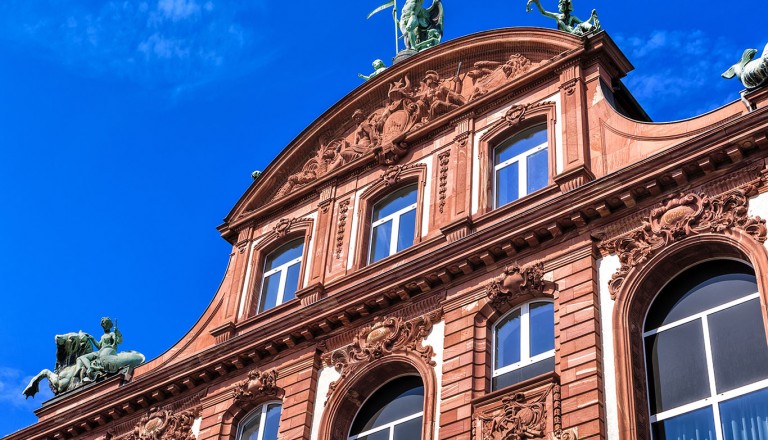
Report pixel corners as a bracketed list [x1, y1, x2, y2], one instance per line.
[0, 0, 763, 435]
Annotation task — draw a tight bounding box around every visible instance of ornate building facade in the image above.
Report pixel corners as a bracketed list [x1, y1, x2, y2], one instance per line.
[8, 28, 768, 440]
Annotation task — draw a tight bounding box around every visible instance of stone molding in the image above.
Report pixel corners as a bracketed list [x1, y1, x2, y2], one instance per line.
[323, 310, 442, 404]
[231, 369, 283, 408]
[125, 406, 200, 440]
[485, 262, 555, 311]
[600, 185, 767, 299]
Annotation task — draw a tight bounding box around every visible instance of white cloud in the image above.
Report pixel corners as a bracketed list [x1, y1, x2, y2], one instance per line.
[0, 1, 267, 91]
[614, 30, 743, 120]
[0, 367, 53, 409]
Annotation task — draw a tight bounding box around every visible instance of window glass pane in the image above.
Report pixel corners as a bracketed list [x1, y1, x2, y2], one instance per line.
[719, 387, 768, 440]
[529, 302, 555, 357]
[281, 263, 301, 304]
[396, 209, 417, 253]
[356, 430, 389, 440]
[393, 416, 422, 439]
[493, 356, 555, 391]
[262, 403, 281, 440]
[526, 148, 548, 194]
[495, 162, 519, 207]
[265, 239, 304, 270]
[373, 186, 417, 220]
[370, 221, 392, 263]
[495, 309, 522, 369]
[259, 272, 281, 313]
[350, 376, 424, 435]
[651, 406, 716, 440]
[646, 261, 756, 330]
[709, 298, 768, 393]
[645, 320, 710, 413]
[495, 125, 547, 163]
[239, 411, 261, 440]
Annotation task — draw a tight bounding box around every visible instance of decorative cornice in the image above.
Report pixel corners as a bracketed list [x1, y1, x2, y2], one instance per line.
[232, 369, 282, 407]
[323, 310, 442, 405]
[600, 185, 767, 299]
[485, 262, 554, 310]
[126, 406, 200, 440]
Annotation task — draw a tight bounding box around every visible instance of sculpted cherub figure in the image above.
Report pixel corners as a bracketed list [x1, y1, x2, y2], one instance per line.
[526, 0, 600, 36]
[358, 59, 387, 81]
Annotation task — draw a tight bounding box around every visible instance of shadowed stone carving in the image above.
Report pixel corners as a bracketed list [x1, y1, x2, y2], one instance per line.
[127, 406, 200, 440]
[601, 186, 767, 299]
[232, 369, 283, 407]
[486, 262, 555, 310]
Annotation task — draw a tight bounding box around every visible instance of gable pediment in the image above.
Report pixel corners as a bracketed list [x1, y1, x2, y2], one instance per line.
[222, 28, 594, 236]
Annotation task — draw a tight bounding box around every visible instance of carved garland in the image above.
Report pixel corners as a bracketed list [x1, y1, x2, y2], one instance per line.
[486, 262, 553, 311]
[232, 369, 283, 407]
[323, 311, 442, 404]
[438, 150, 450, 213]
[126, 406, 201, 440]
[601, 186, 767, 300]
[335, 199, 351, 259]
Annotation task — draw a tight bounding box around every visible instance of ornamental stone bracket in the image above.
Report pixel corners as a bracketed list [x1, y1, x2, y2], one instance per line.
[126, 406, 201, 440]
[485, 262, 556, 311]
[600, 185, 767, 300]
[322, 310, 442, 405]
[471, 378, 576, 440]
[231, 369, 283, 408]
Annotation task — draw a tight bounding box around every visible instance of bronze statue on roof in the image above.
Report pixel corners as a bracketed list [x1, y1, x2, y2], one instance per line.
[526, 0, 600, 36]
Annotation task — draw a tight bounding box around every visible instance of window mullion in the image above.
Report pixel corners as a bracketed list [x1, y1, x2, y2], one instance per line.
[521, 303, 530, 361]
[701, 315, 724, 440]
[518, 155, 527, 198]
[257, 405, 267, 440]
[390, 215, 400, 256]
[276, 268, 288, 305]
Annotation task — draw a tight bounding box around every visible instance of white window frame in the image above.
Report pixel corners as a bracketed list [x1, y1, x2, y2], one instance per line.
[258, 243, 303, 313]
[237, 401, 282, 440]
[492, 301, 555, 378]
[348, 411, 424, 440]
[368, 191, 417, 264]
[493, 130, 548, 208]
[643, 291, 768, 440]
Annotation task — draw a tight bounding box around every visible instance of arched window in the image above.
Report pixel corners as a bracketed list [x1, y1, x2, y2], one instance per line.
[493, 124, 548, 208]
[237, 402, 282, 440]
[493, 300, 555, 390]
[644, 260, 768, 440]
[348, 375, 424, 440]
[368, 185, 418, 264]
[258, 239, 304, 313]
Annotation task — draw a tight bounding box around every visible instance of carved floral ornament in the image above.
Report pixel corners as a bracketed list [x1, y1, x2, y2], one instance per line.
[323, 311, 442, 404]
[486, 262, 555, 311]
[275, 53, 538, 198]
[232, 368, 283, 407]
[601, 186, 767, 300]
[126, 406, 200, 440]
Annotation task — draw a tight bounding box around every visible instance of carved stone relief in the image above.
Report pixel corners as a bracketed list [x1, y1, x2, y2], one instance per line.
[232, 369, 283, 407]
[486, 262, 554, 311]
[335, 199, 351, 259]
[600, 186, 767, 299]
[500, 101, 555, 130]
[438, 150, 450, 213]
[276, 54, 538, 198]
[323, 311, 442, 404]
[472, 383, 560, 440]
[126, 406, 200, 440]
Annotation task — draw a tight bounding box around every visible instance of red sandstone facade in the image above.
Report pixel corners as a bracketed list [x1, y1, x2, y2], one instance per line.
[8, 28, 768, 440]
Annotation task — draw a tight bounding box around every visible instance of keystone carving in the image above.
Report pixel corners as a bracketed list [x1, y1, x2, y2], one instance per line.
[601, 186, 767, 299]
[473, 391, 547, 440]
[501, 101, 555, 129]
[276, 54, 536, 198]
[127, 406, 200, 440]
[486, 262, 553, 310]
[232, 369, 282, 407]
[324, 311, 442, 404]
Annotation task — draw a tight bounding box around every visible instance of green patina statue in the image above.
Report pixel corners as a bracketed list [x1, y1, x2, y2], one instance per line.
[722, 42, 768, 90]
[526, 0, 600, 36]
[359, 59, 388, 81]
[23, 317, 145, 398]
[367, 0, 444, 58]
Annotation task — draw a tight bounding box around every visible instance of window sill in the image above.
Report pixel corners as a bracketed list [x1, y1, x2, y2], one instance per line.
[473, 184, 560, 230]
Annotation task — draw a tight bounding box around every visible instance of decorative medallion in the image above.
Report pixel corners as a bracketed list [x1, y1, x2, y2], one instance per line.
[501, 101, 555, 129]
[324, 311, 442, 404]
[473, 390, 548, 440]
[601, 186, 767, 299]
[486, 262, 552, 310]
[273, 218, 295, 237]
[232, 369, 282, 407]
[127, 406, 200, 440]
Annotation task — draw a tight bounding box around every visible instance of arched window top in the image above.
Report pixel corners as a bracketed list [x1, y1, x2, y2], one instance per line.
[494, 123, 548, 208]
[369, 185, 418, 264]
[349, 375, 424, 440]
[237, 401, 282, 440]
[643, 260, 768, 439]
[493, 300, 555, 391]
[645, 260, 757, 331]
[258, 238, 304, 313]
